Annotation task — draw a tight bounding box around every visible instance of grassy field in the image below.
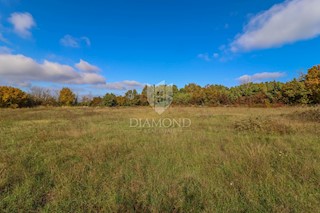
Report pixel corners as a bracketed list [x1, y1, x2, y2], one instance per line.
[0, 106, 319, 212]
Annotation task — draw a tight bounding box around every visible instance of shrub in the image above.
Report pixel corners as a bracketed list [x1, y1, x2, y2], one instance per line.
[288, 108, 320, 123]
[234, 116, 292, 134]
[0, 86, 31, 108]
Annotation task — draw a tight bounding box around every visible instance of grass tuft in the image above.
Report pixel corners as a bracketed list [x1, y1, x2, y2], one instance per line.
[288, 108, 320, 123]
[234, 116, 293, 134]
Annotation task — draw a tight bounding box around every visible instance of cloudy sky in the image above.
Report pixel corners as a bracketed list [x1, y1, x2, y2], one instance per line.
[0, 0, 319, 95]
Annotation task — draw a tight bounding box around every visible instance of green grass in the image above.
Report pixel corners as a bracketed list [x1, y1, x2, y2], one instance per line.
[0, 106, 319, 212]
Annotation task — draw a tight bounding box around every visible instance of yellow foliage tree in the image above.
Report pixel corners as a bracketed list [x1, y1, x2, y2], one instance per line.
[0, 86, 29, 108]
[58, 87, 76, 106]
[305, 65, 320, 103]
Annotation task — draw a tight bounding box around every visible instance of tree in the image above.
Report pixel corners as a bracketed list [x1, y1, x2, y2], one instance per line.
[262, 81, 284, 104]
[125, 89, 140, 106]
[102, 93, 117, 107]
[0, 86, 31, 108]
[229, 83, 258, 105]
[282, 79, 310, 104]
[80, 95, 93, 106]
[116, 96, 126, 106]
[305, 65, 320, 104]
[29, 86, 58, 106]
[173, 92, 192, 105]
[184, 83, 205, 105]
[58, 88, 76, 106]
[204, 84, 230, 105]
[139, 85, 149, 106]
[90, 97, 103, 106]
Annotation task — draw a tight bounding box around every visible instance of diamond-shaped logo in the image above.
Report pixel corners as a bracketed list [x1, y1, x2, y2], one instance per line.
[147, 81, 173, 115]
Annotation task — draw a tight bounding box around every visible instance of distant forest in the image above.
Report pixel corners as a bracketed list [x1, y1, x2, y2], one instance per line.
[0, 65, 319, 108]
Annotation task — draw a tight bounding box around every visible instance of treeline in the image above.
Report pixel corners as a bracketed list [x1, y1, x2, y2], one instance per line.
[0, 65, 319, 108]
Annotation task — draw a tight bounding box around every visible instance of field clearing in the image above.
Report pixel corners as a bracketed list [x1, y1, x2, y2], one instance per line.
[0, 106, 319, 212]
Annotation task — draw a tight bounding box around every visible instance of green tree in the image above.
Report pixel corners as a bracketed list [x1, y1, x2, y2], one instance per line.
[140, 85, 149, 106]
[102, 93, 117, 107]
[282, 79, 310, 104]
[58, 88, 76, 106]
[229, 83, 262, 105]
[125, 89, 140, 106]
[262, 81, 284, 104]
[184, 83, 205, 105]
[173, 92, 192, 105]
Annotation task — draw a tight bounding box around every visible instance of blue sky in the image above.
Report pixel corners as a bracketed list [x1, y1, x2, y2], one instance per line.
[0, 0, 320, 96]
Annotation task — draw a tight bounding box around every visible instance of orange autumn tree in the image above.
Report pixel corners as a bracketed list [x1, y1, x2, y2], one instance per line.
[0, 86, 30, 108]
[305, 65, 320, 104]
[58, 87, 76, 106]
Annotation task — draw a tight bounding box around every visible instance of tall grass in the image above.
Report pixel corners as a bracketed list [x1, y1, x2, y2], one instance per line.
[0, 106, 319, 212]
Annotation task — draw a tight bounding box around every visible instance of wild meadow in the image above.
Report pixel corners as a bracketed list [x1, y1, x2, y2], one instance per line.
[0, 106, 319, 212]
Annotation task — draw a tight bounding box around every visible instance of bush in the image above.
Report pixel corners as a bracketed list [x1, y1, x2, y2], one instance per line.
[0, 86, 31, 108]
[234, 116, 292, 134]
[288, 108, 320, 123]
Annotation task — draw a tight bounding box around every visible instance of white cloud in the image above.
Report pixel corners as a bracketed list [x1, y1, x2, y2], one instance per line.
[0, 54, 106, 85]
[238, 72, 285, 84]
[0, 46, 13, 54]
[9, 81, 31, 88]
[251, 72, 286, 80]
[8, 12, 36, 38]
[75, 59, 100, 73]
[238, 75, 252, 84]
[95, 80, 145, 90]
[60, 35, 91, 48]
[231, 0, 320, 52]
[122, 80, 145, 87]
[60, 35, 78, 48]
